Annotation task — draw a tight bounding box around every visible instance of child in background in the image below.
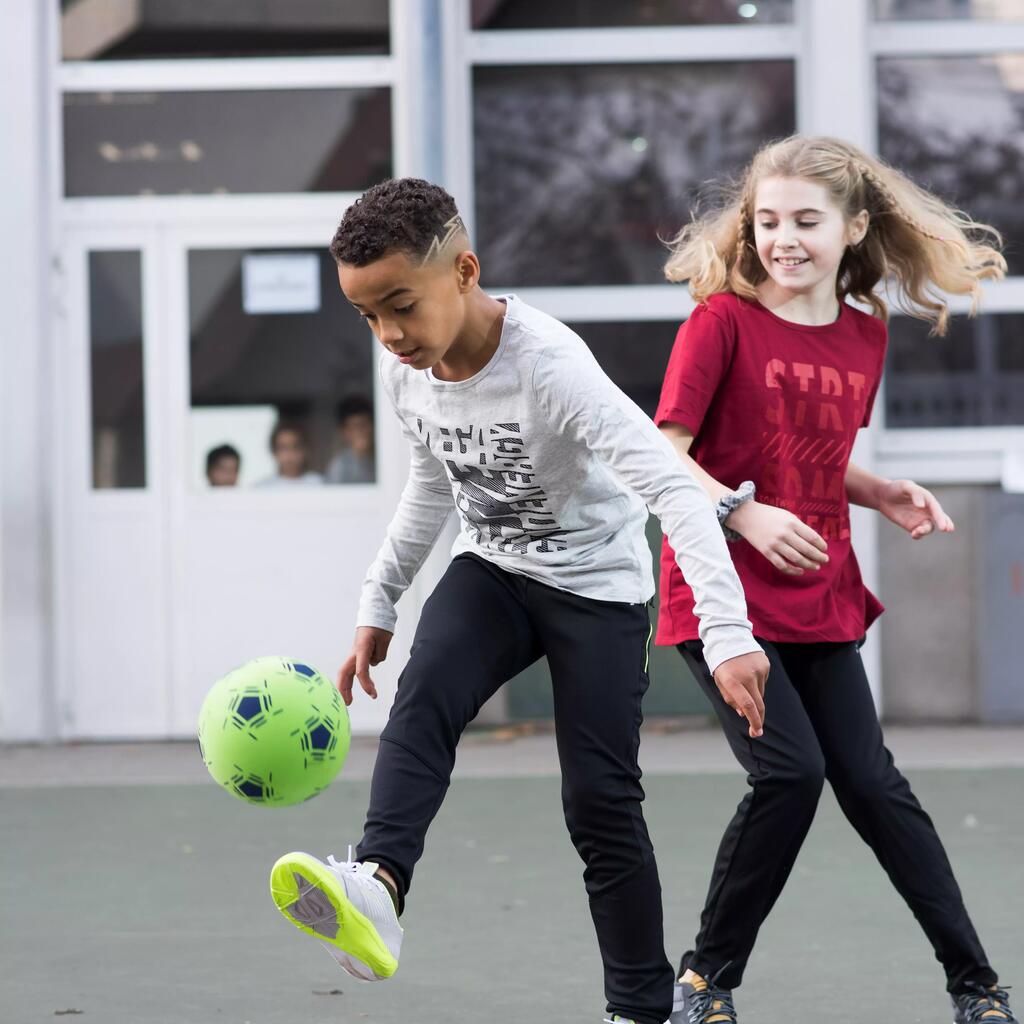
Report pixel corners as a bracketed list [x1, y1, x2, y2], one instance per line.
[255, 421, 323, 487]
[325, 394, 375, 484]
[205, 443, 240, 487]
[654, 135, 1014, 1024]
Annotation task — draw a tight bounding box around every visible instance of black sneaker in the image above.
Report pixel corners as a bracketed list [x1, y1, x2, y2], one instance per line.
[953, 983, 1017, 1024]
[670, 966, 736, 1024]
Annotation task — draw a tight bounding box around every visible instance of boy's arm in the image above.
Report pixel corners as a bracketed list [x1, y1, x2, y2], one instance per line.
[355, 417, 454, 634]
[532, 349, 760, 676]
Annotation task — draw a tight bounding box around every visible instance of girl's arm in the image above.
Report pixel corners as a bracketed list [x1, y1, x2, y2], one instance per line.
[660, 423, 829, 577]
[844, 461, 887, 510]
[845, 461, 955, 539]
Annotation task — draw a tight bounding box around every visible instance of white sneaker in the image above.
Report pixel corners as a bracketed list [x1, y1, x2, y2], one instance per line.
[270, 848, 403, 981]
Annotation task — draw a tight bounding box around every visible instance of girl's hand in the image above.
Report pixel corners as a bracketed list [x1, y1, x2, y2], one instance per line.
[727, 501, 829, 576]
[337, 626, 394, 706]
[877, 479, 954, 540]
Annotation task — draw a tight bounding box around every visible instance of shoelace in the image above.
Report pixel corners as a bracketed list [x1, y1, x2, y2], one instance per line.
[687, 963, 737, 1024]
[327, 847, 399, 925]
[327, 845, 359, 873]
[958, 983, 1016, 1024]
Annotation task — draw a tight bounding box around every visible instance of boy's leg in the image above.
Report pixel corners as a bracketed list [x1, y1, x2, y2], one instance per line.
[795, 641, 998, 994]
[531, 587, 672, 1024]
[356, 554, 541, 905]
[676, 640, 826, 991]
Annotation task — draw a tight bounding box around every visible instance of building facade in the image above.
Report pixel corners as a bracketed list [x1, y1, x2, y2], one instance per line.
[2, 0, 1022, 740]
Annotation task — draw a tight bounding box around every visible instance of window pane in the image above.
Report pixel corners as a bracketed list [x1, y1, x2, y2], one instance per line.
[567, 320, 679, 417]
[474, 62, 795, 286]
[884, 313, 1024, 427]
[189, 248, 377, 488]
[472, 0, 792, 29]
[63, 88, 391, 197]
[90, 250, 146, 489]
[874, 0, 1024, 20]
[60, 0, 389, 59]
[877, 56, 1024, 275]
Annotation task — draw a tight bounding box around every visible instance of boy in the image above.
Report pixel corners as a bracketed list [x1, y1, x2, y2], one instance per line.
[254, 420, 323, 487]
[205, 443, 240, 487]
[325, 394, 375, 484]
[269, 178, 769, 1024]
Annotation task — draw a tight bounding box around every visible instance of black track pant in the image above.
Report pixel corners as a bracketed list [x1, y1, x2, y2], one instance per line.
[357, 554, 674, 1024]
[678, 638, 997, 994]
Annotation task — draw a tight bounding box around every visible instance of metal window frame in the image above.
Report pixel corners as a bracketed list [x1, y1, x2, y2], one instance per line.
[442, 0, 1024, 486]
[871, 20, 1024, 480]
[45, 1, 433, 739]
[48, 0, 430, 226]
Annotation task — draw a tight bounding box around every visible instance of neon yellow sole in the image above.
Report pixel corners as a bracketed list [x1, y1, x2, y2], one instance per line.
[269, 852, 398, 978]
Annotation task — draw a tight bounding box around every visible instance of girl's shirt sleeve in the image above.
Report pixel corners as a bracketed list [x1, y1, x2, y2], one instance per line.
[654, 303, 737, 436]
[859, 320, 889, 428]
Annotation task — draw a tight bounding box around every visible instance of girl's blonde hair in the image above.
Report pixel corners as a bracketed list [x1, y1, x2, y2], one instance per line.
[664, 135, 1006, 335]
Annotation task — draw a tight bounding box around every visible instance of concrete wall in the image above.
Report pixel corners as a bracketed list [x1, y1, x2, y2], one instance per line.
[879, 486, 983, 722]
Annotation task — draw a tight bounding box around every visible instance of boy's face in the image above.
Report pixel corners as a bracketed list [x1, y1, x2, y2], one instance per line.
[340, 412, 374, 455]
[272, 430, 308, 477]
[207, 456, 239, 487]
[339, 248, 475, 371]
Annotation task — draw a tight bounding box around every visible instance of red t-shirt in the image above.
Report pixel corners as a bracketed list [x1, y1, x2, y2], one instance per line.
[654, 292, 887, 645]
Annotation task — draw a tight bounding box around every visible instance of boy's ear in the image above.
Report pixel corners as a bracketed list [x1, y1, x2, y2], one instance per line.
[453, 249, 481, 292]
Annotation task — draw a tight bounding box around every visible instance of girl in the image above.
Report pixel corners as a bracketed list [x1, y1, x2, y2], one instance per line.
[654, 136, 1015, 1024]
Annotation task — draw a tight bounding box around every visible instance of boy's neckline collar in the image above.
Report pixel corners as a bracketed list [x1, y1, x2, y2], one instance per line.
[425, 294, 516, 389]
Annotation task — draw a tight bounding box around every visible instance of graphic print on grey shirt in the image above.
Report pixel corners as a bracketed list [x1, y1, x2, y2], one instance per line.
[356, 295, 759, 674]
[421, 418, 567, 553]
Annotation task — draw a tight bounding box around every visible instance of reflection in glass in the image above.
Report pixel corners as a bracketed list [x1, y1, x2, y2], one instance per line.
[567, 320, 680, 417]
[89, 250, 146, 489]
[474, 62, 795, 286]
[64, 88, 391, 197]
[189, 248, 376, 488]
[878, 56, 1024, 274]
[885, 314, 1024, 427]
[874, 0, 1024, 20]
[472, 0, 792, 28]
[60, 0, 389, 59]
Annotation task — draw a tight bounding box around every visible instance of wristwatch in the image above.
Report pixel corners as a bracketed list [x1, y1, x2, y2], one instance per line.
[715, 480, 756, 542]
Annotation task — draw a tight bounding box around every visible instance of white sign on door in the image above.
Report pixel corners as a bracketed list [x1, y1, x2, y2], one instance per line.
[242, 253, 320, 315]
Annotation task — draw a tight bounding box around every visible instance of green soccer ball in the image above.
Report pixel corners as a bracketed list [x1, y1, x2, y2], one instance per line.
[197, 657, 350, 806]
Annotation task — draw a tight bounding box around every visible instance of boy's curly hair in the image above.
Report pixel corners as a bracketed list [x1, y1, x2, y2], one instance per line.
[330, 178, 464, 266]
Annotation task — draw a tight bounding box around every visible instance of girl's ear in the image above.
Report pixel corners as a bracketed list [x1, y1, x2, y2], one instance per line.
[849, 208, 870, 248]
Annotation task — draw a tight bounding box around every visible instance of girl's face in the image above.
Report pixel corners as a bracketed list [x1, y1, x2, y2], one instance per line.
[752, 176, 867, 300]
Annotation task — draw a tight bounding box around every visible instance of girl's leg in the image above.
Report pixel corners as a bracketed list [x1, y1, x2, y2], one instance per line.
[677, 639, 826, 990]
[796, 641, 998, 994]
[534, 587, 672, 1024]
[356, 555, 540, 906]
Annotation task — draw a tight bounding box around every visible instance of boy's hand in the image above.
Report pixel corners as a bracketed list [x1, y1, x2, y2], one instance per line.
[727, 501, 829, 576]
[877, 479, 954, 540]
[337, 627, 394, 706]
[712, 650, 770, 738]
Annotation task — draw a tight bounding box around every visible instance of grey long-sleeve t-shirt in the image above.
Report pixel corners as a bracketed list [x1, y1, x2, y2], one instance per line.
[356, 295, 759, 674]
